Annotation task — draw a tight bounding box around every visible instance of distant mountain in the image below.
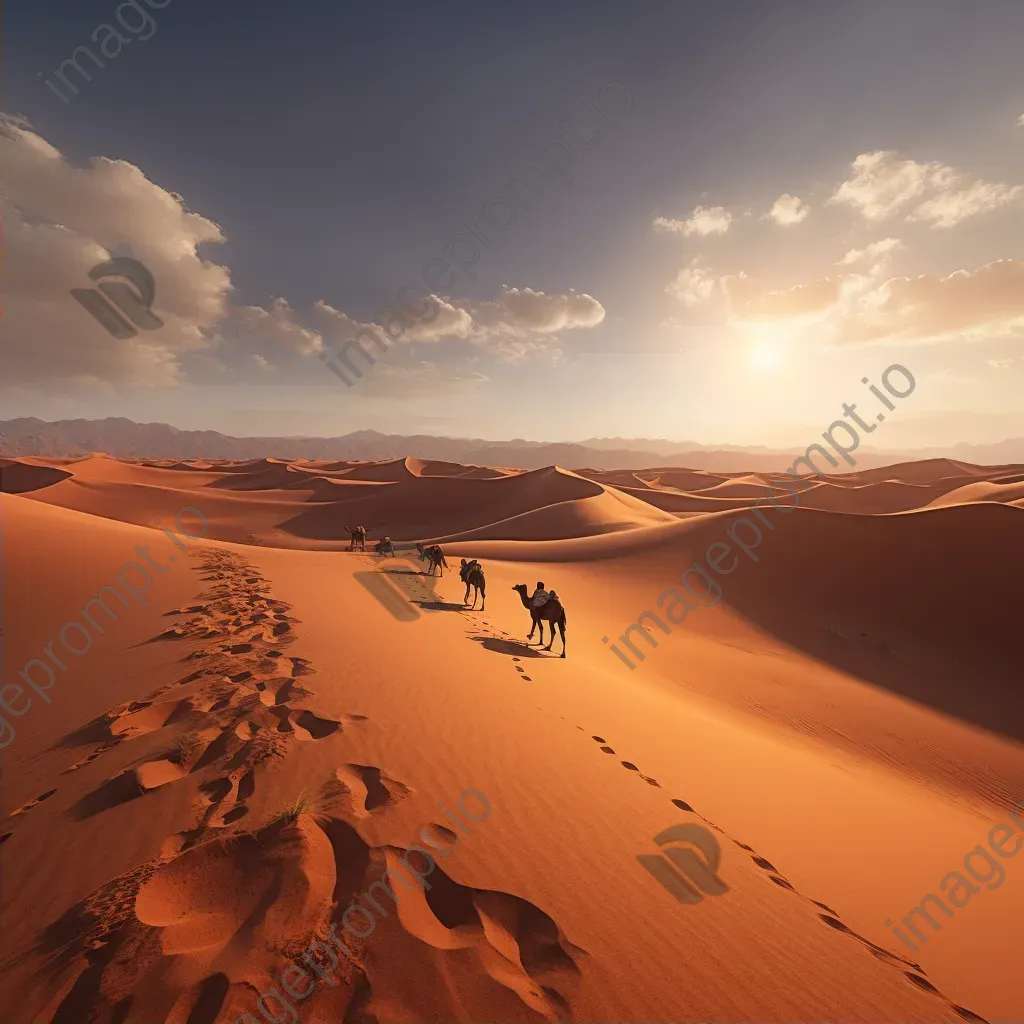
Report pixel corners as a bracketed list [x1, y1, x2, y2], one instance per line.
[2, 417, 1023, 471]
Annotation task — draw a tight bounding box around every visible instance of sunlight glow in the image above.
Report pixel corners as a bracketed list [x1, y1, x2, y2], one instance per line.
[748, 338, 784, 374]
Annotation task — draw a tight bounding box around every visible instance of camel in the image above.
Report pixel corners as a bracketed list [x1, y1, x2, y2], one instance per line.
[460, 559, 486, 610]
[416, 542, 448, 577]
[374, 538, 395, 557]
[344, 525, 366, 552]
[512, 584, 567, 658]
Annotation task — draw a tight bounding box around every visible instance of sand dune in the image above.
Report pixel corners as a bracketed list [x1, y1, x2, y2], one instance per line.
[2, 451, 1023, 1023]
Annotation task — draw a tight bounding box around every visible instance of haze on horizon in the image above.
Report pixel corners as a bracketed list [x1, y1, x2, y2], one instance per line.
[3, 0, 1024, 452]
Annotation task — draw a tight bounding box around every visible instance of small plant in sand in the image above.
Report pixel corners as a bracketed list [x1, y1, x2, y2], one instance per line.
[172, 731, 203, 767]
[269, 789, 314, 826]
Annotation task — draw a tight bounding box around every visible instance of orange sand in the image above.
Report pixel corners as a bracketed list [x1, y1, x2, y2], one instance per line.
[1, 452, 1022, 1023]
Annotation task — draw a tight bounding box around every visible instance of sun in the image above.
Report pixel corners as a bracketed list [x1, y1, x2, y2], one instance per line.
[748, 337, 784, 374]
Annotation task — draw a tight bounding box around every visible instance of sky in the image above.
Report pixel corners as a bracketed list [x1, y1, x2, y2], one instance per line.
[3, 0, 1024, 448]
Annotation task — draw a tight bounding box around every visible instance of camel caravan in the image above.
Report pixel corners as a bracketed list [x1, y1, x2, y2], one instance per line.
[347, 527, 566, 656]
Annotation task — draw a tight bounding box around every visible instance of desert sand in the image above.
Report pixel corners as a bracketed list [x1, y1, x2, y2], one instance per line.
[2, 452, 1023, 1023]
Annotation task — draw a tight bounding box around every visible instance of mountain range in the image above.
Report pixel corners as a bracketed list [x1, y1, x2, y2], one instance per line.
[2, 417, 1023, 471]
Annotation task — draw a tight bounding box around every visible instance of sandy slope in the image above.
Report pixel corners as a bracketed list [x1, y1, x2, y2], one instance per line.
[2, 455, 1023, 1023]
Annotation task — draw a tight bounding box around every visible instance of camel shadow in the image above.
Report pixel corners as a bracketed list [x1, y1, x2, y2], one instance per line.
[416, 600, 468, 612]
[471, 636, 545, 658]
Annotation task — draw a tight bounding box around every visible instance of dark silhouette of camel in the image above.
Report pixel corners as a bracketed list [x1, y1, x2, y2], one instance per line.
[416, 543, 448, 577]
[460, 560, 486, 610]
[344, 525, 366, 551]
[513, 584, 566, 658]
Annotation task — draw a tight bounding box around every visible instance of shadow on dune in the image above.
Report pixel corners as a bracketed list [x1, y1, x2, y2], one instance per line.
[52, 715, 116, 751]
[275, 465, 669, 543]
[71, 772, 146, 820]
[0, 461, 73, 494]
[708, 502, 1024, 744]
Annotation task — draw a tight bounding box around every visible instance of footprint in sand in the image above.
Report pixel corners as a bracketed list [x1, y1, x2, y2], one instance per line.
[618, 761, 661, 786]
[61, 745, 115, 775]
[291, 709, 342, 741]
[334, 763, 410, 817]
[365, 842, 586, 1020]
[10, 789, 58, 817]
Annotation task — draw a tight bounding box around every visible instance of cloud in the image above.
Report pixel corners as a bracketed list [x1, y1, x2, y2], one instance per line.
[489, 286, 605, 333]
[654, 205, 732, 237]
[0, 114, 230, 387]
[829, 150, 1021, 228]
[726, 275, 842, 320]
[767, 194, 809, 225]
[666, 259, 842, 324]
[1017, 114, 1024, 127]
[0, 116, 604, 394]
[666, 259, 721, 306]
[228, 298, 323, 357]
[704, 257, 1024, 347]
[839, 258, 1024, 344]
[836, 237, 903, 266]
[314, 285, 603, 381]
[987, 357, 1019, 368]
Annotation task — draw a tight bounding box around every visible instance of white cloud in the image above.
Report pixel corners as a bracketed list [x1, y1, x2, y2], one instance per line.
[654, 205, 732, 237]
[836, 237, 903, 266]
[229, 298, 323, 356]
[987, 357, 1018, 368]
[908, 176, 1022, 228]
[490, 286, 605, 333]
[314, 284, 604, 378]
[830, 150, 1021, 228]
[732, 258, 1024, 347]
[0, 114, 230, 387]
[726, 275, 842, 321]
[767, 194, 809, 226]
[666, 259, 721, 306]
[0, 116, 605, 394]
[838, 258, 1024, 344]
